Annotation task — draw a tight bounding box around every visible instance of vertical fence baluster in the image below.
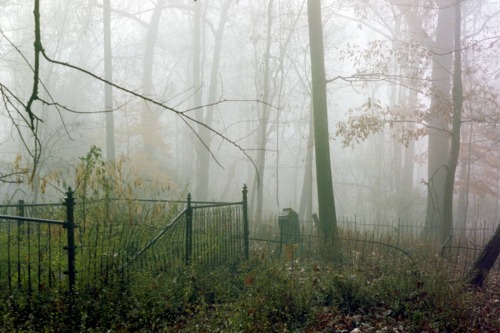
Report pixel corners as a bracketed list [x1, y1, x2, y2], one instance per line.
[17, 201, 23, 289]
[185, 193, 192, 265]
[27, 216, 32, 293]
[7, 220, 11, 289]
[37, 223, 41, 290]
[64, 187, 76, 293]
[48, 224, 52, 288]
[242, 184, 249, 260]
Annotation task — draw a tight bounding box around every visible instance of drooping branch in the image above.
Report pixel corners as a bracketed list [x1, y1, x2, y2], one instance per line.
[40, 48, 257, 171]
[10, 0, 269, 184]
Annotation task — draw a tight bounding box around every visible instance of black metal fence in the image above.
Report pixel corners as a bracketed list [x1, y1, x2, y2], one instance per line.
[119, 193, 249, 275]
[250, 216, 500, 279]
[0, 188, 76, 293]
[0, 185, 249, 293]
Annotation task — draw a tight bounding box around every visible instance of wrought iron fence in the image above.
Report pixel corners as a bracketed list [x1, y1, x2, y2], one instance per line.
[119, 186, 249, 278]
[0, 185, 250, 293]
[249, 216, 500, 279]
[0, 188, 76, 293]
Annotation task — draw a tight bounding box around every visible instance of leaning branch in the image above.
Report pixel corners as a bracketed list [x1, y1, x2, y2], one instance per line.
[39, 49, 259, 176]
[0, 171, 28, 183]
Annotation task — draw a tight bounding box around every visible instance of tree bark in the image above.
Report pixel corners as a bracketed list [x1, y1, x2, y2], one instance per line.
[456, 123, 472, 237]
[299, 107, 314, 223]
[423, 0, 454, 243]
[441, 0, 462, 245]
[307, 0, 337, 241]
[467, 224, 500, 288]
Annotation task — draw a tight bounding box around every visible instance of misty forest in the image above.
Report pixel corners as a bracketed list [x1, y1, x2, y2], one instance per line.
[1, 0, 500, 331]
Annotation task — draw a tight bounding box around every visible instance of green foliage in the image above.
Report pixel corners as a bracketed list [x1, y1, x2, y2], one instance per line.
[1, 255, 499, 332]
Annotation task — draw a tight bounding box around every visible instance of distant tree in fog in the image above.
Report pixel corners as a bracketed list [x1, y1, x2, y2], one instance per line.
[307, 0, 338, 243]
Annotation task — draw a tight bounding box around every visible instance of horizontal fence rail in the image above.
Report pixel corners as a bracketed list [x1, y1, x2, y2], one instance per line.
[0, 188, 76, 293]
[0, 185, 249, 293]
[119, 187, 249, 277]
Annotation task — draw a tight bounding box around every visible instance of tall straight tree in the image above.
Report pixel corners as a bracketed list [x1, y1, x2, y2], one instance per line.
[253, 0, 273, 224]
[306, 0, 337, 241]
[424, 0, 454, 242]
[103, 0, 115, 163]
[299, 107, 314, 223]
[442, 0, 463, 244]
[141, 0, 165, 159]
[195, 0, 233, 200]
[392, 0, 454, 242]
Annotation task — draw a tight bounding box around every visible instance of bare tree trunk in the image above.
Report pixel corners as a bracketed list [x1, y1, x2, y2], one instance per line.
[307, 0, 337, 242]
[457, 124, 472, 237]
[299, 107, 314, 223]
[192, 0, 203, 189]
[441, 0, 463, 244]
[398, 87, 416, 223]
[253, 0, 274, 223]
[467, 223, 500, 288]
[103, 0, 115, 163]
[141, 0, 165, 158]
[401, 126, 415, 221]
[195, 0, 232, 200]
[424, 0, 454, 243]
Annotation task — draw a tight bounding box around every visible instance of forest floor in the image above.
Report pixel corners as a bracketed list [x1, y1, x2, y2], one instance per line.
[307, 277, 500, 332]
[1, 259, 499, 332]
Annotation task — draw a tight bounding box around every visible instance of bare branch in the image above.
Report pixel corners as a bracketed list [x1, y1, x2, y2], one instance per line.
[0, 171, 28, 183]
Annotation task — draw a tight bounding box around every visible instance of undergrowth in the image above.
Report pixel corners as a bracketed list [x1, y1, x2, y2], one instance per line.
[1, 255, 499, 332]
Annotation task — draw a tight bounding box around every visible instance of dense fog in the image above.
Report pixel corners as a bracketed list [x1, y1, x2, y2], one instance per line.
[1, 0, 499, 233]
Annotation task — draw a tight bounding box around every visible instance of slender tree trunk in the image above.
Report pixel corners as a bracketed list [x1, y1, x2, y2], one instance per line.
[441, 0, 463, 245]
[103, 0, 115, 163]
[457, 124, 472, 237]
[307, 0, 337, 242]
[401, 125, 415, 221]
[192, 0, 203, 190]
[253, 0, 274, 223]
[195, 0, 232, 200]
[299, 107, 314, 223]
[141, 0, 165, 158]
[398, 89, 417, 223]
[424, 0, 454, 243]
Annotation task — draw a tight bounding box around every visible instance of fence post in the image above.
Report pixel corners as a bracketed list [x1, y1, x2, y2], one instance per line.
[242, 184, 249, 260]
[17, 200, 25, 225]
[64, 187, 76, 293]
[17, 199, 25, 289]
[185, 193, 193, 265]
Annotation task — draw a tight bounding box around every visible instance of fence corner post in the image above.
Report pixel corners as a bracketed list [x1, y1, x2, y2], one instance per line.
[185, 193, 193, 265]
[64, 187, 76, 293]
[242, 184, 249, 260]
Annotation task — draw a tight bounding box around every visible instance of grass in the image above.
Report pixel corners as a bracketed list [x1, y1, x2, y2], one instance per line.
[1, 252, 499, 332]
